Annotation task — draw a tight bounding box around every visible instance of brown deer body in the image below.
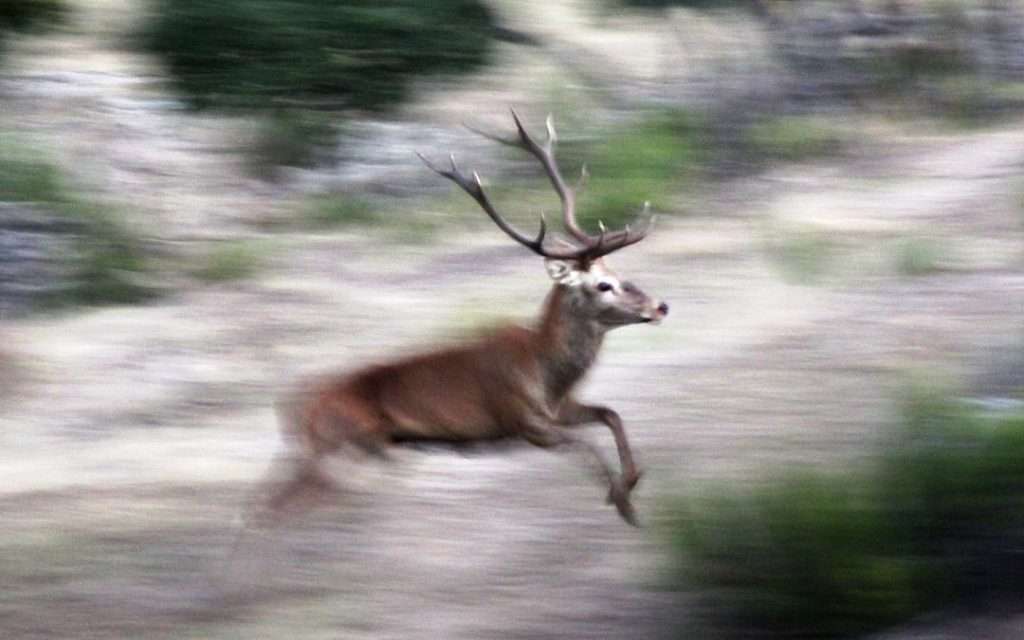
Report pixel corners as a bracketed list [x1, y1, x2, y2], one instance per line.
[262, 111, 667, 527]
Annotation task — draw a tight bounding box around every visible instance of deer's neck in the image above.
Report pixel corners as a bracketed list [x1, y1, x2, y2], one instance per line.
[537, 285, 605, 404]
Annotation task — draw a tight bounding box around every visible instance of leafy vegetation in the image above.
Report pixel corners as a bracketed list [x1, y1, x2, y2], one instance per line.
[893, 237, 945, 276]
[765, 225, 837, 285]
[745, 115, 845, 163]
[573, 110, 705, 230]
[303, 193, 377, 229]
[610, 0, 760, 10]
[664, 386, 1024, 637]
[194, 241, 265, 284]
[139, 1, 497, 172]
[140, 1, 497, 113]
[57, 203, 152, 306]
[0, 0, 66, 64]
[0, 141, 152, 307]
[0, 0, 65, 33]
[0, 143, 63, 203]
[246, 110, 338, 178]
[864, 41, 970, 97]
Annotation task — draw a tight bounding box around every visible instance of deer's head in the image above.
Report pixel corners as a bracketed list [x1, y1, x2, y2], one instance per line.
[544, 257, 667, 328]
[419, 110, 668, 331]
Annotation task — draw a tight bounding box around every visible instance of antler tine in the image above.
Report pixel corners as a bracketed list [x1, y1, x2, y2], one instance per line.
[576, 202, 656, 260]
[416, 151, 584, 260]
[535, 210, 548, 248]
[592, 220, 608, 254]
[430, 114, 658, 263]
[509, 108, 536, 149]
[576, 164, 589, 193]
[463, 121, 521, 148]
[545, 113, 557, 150]
[505, 109, 592, 245]
[468, 169, 551, 252]
[414, 150, 444, 175]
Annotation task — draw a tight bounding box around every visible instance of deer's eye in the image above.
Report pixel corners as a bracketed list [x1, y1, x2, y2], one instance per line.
[596, 281, 614, 292]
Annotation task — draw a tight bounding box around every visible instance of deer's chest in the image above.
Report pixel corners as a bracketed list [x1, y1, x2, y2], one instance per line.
[543, 330, 603, 403]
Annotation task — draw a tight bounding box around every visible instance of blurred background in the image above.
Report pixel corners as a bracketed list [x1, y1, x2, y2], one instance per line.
[2, 0, 1024, 638]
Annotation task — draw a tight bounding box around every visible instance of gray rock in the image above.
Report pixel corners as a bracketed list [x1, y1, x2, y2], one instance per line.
[0, 203, 80, 317]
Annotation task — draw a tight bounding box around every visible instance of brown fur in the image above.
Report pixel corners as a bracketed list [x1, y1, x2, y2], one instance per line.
[256, 279, 657, 528]
[252, 112, 669, 528]
[284, 286, 596, 451]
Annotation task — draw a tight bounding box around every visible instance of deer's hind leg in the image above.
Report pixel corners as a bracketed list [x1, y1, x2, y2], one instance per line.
[252, 390, 390, 528]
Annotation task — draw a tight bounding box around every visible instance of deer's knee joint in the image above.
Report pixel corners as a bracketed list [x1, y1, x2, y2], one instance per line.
[595, 406, 621, 424]
[522, 426, 571, 449]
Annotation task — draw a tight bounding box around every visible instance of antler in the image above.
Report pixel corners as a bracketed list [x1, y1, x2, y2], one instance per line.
[419, 110, 654, 261]
[416, 152, 578, 260]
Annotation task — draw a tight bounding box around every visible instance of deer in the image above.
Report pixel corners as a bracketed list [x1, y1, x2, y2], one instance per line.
[258, 110, 668, 528]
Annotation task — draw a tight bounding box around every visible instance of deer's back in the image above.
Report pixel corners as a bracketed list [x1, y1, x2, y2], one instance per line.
[305, 325, 545, 443]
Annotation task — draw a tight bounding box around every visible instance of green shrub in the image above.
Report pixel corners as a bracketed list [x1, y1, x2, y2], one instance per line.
[671, 474, 921, 637]
[0, 0, 66, 33]
[0, 142, 152, 307]
[0, 0, 66, 65]
[140, 1, 496, 113]
[62, 234, 151, 305]
[893, 237, 945, 276]
[610, 0, 762, 10]
[575, 111, 705, 230]
[0, 143, 64, 202]
[765, 225, 836, 284]
[194, 241, 264, 283]
[745, 115, 844, 163]
[882, 389, 1024, 579]
[855, 2, 973, 101]
[665, 387, 1024, 637]
[304, 194, 377, 228]
[246, 110, 337, 178]
[44, 199, 153, 307]
[869, 42, 970, 92]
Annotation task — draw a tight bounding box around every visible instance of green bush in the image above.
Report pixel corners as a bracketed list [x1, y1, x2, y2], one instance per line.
[246, 110, 337, 177]
[43, 199, 153, 307]
[0, 0, 66, 33]
[893, 237, 945, 276]
[63, 231, 151, 305]
[672, 474, 921, 637]
[765, 225, 836, 285]
[871, 42, 969, 87]
[745, 115, 844, 163]
[610, 0, 759, 9]
[665, 387, 1024, 637]
[304, 194, 376, 228]
[0, 142, 152, 307]
[0, 0, 66, 65]
[140, 1, 497, 113]
[575, 111, 705, 230]
[0, 144, 64, 202]
[194, 241, 264, 283]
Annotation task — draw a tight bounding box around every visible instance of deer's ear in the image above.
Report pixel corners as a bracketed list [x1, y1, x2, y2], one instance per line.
[545, 259, 583, 286]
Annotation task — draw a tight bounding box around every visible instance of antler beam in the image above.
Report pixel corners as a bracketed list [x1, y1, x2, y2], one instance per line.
[419, 111, 654, 261]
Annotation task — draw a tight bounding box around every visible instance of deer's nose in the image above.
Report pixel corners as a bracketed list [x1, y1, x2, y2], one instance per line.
[657, 302, 669, 316]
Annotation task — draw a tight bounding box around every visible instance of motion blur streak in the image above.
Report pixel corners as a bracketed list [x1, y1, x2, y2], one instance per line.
[1, 1, 1023, 639]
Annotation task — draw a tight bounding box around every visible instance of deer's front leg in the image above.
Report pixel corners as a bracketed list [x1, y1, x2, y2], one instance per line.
[556, 401, 641, 494]
[521, 423, 639, 527]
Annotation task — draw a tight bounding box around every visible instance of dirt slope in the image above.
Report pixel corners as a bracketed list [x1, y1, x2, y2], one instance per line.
[2, 2, 1023, 638]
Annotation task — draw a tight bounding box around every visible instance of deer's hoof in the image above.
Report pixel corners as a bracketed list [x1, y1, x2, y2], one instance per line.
[614, 495, 640, 528]
[608, 482, 641, 527]
[607, 471, 643, 504]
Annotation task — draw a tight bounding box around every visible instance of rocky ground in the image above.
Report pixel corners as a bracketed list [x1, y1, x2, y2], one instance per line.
[2, 2, 1023, 639]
